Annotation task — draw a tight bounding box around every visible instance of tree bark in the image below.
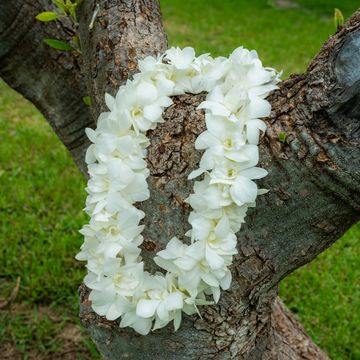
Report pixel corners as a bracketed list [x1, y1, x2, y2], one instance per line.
[77, 0, 168, 119]
[0, 0, 94, 174]
[1, 1, 359, 358]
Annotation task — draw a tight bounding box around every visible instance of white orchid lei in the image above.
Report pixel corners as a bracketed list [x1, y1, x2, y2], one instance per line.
[76, 46, 280, 335]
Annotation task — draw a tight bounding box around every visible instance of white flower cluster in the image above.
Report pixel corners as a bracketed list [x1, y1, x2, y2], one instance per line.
[77, 46, 279, 335]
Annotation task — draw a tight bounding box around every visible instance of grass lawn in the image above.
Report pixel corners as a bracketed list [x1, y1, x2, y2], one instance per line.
[0, 0, 359, 359]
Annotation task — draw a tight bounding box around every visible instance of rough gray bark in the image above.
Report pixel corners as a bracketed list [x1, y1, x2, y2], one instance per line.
[1, 0, 359, 359]
[77, 0, 168, 119]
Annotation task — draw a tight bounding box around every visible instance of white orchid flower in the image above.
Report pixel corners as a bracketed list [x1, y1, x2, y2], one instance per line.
[115, 80, 172, 134]
[77, 46, 279, 334]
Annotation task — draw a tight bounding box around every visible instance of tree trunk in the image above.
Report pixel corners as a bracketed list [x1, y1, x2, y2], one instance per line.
[0, 0, 94, 174]
[1, 1, 359, 359]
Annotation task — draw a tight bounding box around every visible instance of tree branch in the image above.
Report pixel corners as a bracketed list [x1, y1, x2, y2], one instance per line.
[261, 11, 360, 279]
[0, 0, 94, 174]
[271, 297, 329, 360]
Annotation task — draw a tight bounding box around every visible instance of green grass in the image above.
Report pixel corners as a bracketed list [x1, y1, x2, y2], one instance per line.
[0, 0, 359, 358]
[0, 79, 97, 359]
[280, 227, 360, 360]
[161, 0, 357, 77]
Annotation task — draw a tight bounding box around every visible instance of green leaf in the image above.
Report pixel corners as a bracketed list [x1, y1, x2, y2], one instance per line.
[82, 96, 92, 106]
[53, 0, 66, 12]
[72, 36, 81, 51]
[64, 0, 73, 11]
[68, 5, 78, 22]
[334, 8, 344, 30]
[35, 12, 59, 22]
[43, 38, 73, 51]
[62, 0, 78, 22]
[278, 131, 287, 143]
